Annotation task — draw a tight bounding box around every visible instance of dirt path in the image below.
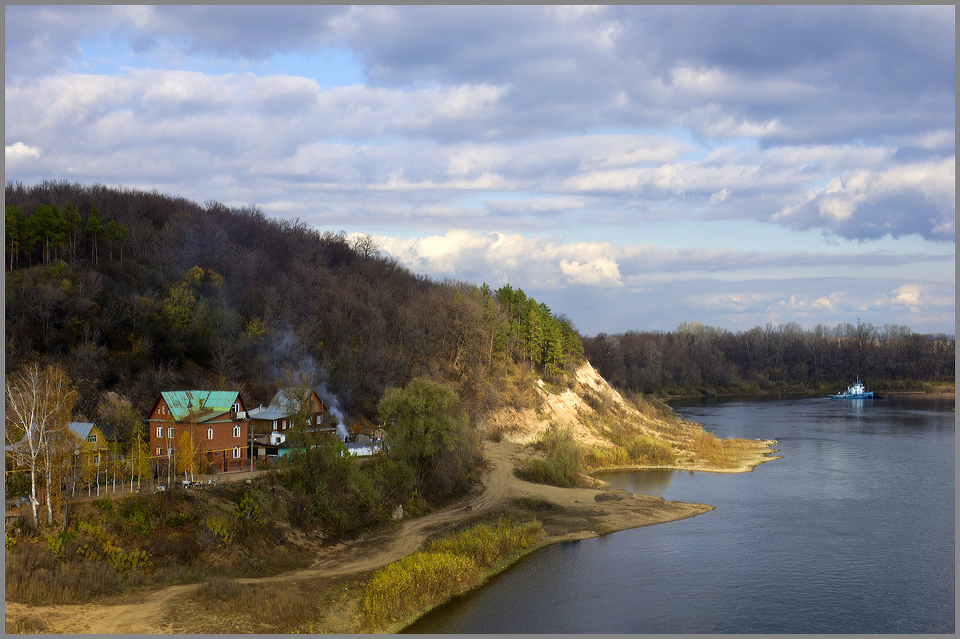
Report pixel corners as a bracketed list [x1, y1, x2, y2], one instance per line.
[6, 440, 712, 634]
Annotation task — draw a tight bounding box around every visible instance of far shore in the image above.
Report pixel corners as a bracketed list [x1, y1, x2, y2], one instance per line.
[661, 385, 955, 402]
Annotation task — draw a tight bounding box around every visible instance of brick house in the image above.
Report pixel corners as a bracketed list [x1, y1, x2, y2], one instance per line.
[147, 391, 249, 473]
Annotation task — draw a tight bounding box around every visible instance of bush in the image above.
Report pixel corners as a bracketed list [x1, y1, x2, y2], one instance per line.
[515, 426, 583, 487]
[361, 517, 542, 628]
[363, 551, 479, 625]
[624, 436, 676, 466]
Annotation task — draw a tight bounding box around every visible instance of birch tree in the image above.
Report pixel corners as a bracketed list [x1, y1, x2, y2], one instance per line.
[5, 363, 77, 526]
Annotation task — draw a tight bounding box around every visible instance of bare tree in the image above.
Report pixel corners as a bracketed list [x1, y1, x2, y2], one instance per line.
[352, 233, 379, 258]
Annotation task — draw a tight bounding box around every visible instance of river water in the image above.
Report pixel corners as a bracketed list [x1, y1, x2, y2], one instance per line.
[406, 396, 955, 634]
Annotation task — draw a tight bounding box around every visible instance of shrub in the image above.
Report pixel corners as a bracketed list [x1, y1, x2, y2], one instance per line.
[361, 517, 543, 628]
[118, 498, 153, 534]
[515, 426, 583, 487]
[363, 550, 479, 625]
[624, 436, 676, 466]
[427, 518, 542, 566]
[93, 496, 114, 514]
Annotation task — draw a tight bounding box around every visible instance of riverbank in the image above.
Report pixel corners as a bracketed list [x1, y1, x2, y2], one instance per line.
[4, 439, 721, 634]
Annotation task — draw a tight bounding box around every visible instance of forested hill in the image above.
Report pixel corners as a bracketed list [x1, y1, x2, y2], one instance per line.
[5, 181, 583, 423]
[584, 322, 955, 397]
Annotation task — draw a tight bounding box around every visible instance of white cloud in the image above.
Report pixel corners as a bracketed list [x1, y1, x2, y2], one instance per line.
[5, 142, 42, 163]
[709, 188, 731, 204]
[874, 283, 953, 314]
[558, 257, 623, 287]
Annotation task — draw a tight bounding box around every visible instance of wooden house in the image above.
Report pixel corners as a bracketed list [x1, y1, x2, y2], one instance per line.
[147, 391, 249, 473]
[68, 421, 115, 465]
[247, 388, 337, 459]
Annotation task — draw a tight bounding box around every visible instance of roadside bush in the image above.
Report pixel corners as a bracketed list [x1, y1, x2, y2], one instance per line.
[516, 458, 575, 487]
[515, 426, 583, 487]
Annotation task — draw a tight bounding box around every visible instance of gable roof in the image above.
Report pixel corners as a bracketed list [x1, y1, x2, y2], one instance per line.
[160, 391, 240, 423]
[268, 388, 324, 414]
[69, 422, 96, 441]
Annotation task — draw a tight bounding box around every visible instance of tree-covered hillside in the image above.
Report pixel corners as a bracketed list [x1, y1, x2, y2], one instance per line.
[5, 181, 584, 421]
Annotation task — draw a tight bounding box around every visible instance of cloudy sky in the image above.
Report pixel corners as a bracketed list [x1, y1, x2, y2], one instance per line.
[5, 5, 955, 335]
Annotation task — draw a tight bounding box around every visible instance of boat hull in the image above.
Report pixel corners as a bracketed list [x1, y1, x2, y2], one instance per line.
[828, 392, 874, 399]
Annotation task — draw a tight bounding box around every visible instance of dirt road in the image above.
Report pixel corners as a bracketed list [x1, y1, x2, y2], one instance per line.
[5, 440, 712, 634]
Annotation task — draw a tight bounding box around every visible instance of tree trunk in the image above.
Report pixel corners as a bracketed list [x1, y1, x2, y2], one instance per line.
[45, 461, 55, 526]
[30, 470, 39, 525]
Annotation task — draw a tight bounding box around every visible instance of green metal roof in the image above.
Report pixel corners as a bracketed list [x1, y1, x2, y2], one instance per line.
[161, 391, 240, 423]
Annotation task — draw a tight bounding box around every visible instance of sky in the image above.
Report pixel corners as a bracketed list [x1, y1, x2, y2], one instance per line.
[5, 5, 955, 336]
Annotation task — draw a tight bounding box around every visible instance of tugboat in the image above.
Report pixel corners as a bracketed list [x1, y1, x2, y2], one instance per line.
[828, 376, 874, 399]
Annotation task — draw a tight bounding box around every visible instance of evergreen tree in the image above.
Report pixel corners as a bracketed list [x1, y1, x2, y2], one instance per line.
[6, 204, 24, 270]
[85, 204, 104, 265]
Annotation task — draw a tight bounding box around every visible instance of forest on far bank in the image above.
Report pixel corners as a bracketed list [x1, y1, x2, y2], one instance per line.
[583, 321, 954, 397]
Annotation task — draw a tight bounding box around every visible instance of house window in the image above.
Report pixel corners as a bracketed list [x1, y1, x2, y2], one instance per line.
[273, 420, 277, 428]
[168, 447, 174, 455]
[156, 447, 162, 456]
[233, 425, 241, 438]
[94, 454, 101, 465]
[168, 427, 175, 439]
[282, 419, 287, 429]
[233, 447, 241, 459]
[234, 402, 241, 413]
[208, 428, 214, 440]
[89, 433, 98, 443]
[157, 426, 163, 438]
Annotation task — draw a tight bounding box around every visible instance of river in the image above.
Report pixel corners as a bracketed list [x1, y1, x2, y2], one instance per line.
[405, 396, 955, 634]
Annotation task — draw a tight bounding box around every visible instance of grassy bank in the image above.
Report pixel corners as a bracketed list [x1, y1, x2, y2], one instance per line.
[361, 516, 544, 631]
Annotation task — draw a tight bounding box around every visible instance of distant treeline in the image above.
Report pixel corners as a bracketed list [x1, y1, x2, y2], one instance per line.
[5, 181, 583, 422]
[583, 322, 955, 396]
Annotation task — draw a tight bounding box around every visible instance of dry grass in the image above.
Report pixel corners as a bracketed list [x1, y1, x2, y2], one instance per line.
[584, 435, 676, 470]
[360, 517, 543, 628]
[5, 542, 124, 605]
[190, 577, 320, 633]
[684, 430, 759, 468]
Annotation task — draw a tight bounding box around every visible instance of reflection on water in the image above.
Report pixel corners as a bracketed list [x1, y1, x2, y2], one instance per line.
[407, 397, 954, 634]
[597, 468, 675, 497]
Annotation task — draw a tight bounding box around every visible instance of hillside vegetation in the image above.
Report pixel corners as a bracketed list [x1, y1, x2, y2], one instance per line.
[6, 180, 582, 423]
